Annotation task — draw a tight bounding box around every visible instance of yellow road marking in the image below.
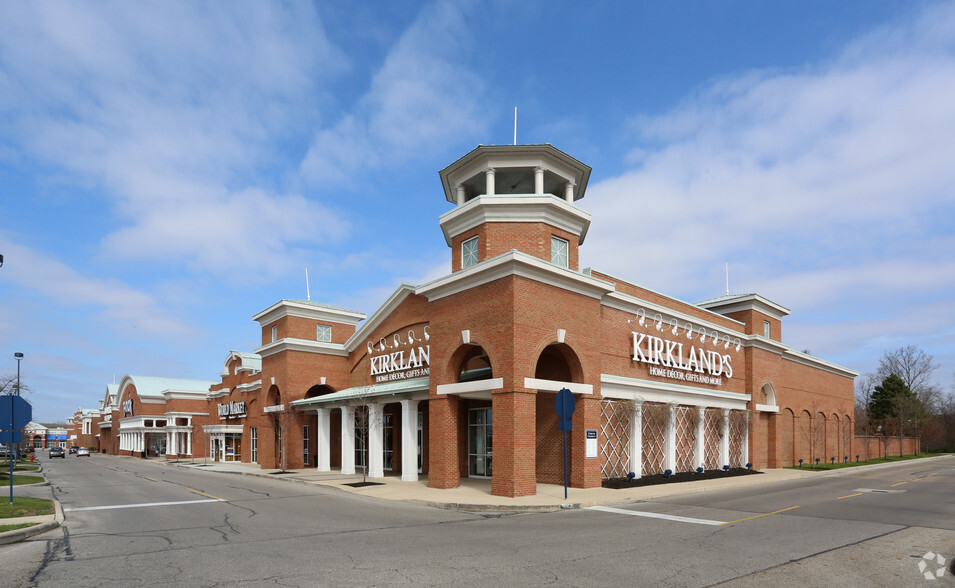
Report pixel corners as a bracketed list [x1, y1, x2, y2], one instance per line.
[188, 488, 226, 501]
[837, 493, 863, 499]
[891, 481, 908, 487]
[145, 477, 157, 482]
[720, 505, 800, 525]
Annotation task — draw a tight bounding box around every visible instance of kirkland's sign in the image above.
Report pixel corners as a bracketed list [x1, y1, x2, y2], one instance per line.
[368, 327, 431, 383]
[632, 332, 733, 386]
[218, 401, 247, 419]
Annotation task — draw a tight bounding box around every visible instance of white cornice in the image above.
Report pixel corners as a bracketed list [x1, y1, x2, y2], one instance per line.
[698, 294, 791, 319]
[163, 390, 209, 400]
[255, 338, 350, 359]
[253, 300, 365, 327]
[782, 349, 857, 379]
[601, 374, 751, 410]
[602, 291, 746, 337]
[236, 380, 262, 393]
[415, 250, 615, 302]
[438, 195, 592, 245]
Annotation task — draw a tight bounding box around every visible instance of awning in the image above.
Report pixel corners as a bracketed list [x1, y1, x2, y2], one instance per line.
[291, 376, 429, 409]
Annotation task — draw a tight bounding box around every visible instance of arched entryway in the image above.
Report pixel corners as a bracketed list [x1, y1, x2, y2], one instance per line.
[534, 343, 583, 485]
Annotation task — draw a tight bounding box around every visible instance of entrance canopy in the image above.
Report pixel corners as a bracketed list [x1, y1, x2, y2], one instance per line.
[291, 376, 429, 410]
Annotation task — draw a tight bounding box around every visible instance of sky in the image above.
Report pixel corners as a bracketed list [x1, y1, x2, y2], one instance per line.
[1, 1, 954, 423]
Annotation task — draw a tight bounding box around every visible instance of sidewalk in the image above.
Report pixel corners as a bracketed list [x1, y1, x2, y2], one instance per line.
[165, 459, 816, 512]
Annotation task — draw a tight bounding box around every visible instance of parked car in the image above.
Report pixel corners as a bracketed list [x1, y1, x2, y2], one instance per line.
[69, 446, 78, 454]
[77, 447, 91, 457]
[49, 446, 65, 458]
[0, 445, 9, 458]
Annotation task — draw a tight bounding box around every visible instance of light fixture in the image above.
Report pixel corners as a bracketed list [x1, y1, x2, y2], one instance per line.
[724, 336, 730, 349]
[628, 308, 647, 327]
[0, 253, 4, 267]
[669, 318, 679, 335]
[711, 331, 720, 347]
[698, 327, 707, 343]
[684, 322, 693, 339]
[734, 338, 741, 351]
[653, 314, 664, 331]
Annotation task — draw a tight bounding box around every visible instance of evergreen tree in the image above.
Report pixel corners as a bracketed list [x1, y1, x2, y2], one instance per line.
[870, 373, 912, 420]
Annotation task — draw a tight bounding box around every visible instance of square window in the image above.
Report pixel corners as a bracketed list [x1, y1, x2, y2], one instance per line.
[316, 324, 332, 342]
[551, 236, 569, 268]
[462, 237, 479, 268]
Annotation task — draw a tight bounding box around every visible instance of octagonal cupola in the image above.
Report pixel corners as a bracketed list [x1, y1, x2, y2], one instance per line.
[438, 144, 592, 272]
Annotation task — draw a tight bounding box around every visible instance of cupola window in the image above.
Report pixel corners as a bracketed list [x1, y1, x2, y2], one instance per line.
[462, 236, 479, 268]
[551, 236, 569, 268]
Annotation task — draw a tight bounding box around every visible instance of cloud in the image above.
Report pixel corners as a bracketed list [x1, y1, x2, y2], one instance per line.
[300, 0, 487, 183]
[0, 1, 347, 279]
[0, 236, 195, 340]
[581, 3, 955, 385]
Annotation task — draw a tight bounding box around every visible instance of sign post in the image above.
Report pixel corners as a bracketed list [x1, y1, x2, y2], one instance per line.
[554, 388, 576, 500]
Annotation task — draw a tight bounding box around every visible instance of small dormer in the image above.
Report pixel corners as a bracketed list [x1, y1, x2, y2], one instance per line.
[438, 144, 592, 272]
[252, 300, 366, 347]
[698, 294, 790, 342]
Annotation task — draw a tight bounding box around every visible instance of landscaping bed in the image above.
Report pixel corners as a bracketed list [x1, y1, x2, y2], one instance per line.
[603, 467, 760, 489]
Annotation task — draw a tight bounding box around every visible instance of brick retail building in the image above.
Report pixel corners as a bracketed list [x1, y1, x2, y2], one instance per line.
[88, 143, 859, 497]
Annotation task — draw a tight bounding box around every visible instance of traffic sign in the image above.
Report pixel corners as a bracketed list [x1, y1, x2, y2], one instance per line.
[0, 395, 32, 430]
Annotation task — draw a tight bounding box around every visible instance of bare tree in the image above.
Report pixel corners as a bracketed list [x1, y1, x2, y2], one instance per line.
[878, 346, 941, 410]
[801, 404, 827, 467]
[0, 375, 31, 395]
[854, 374, 877, 461]
[345, 386, 376, 483]
[264, 405, 296, 472]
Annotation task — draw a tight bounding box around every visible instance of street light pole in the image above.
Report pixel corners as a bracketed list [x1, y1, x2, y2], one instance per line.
[9, 352, 23, 503]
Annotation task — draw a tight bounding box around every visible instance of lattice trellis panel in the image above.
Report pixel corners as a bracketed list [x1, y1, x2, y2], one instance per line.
[674, 406, 696, 472]
[599, 400, 631, 479]
[642, 403, 666, 475]
[728, 410, 748, 467]
[703, 409, 721, 470]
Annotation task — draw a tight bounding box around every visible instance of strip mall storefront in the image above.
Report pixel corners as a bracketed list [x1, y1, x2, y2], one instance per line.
[93, 144, 856, 498]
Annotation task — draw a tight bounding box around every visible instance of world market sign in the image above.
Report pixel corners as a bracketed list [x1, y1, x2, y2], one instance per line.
[368, 326, 430, 383]
[632, 331, 734, 386]
[218, 401, 247, 419]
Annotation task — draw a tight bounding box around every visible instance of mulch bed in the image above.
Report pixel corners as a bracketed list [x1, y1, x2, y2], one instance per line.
[603, 467, 760, 489]
[345, 481, 385, 488]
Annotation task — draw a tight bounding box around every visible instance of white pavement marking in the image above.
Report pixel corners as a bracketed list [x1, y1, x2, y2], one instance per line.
[64, 498, 223, 512]
[586, 505, 724, 526]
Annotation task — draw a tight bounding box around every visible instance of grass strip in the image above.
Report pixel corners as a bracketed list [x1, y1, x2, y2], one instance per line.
[0, 497, 54, 519]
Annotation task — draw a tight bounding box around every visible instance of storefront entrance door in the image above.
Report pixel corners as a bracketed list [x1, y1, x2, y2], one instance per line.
[468, 408, 492, 478]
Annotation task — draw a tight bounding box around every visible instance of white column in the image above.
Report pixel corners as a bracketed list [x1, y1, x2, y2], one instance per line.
[534, 166, 544, 194]
[664, 404, 676, 472]
[485, 167, 495, 195]
[455, 185, 466, 205]
[720, 409, 731, 468]
[742, 412, 750, 467]
[696, 407, 706, 470]
[341, 406, 356, 475]
[168, 430, 176, 456]
[186, 430, 192, 456]
[367, 403, 384, 479]
[316, 408, 331, 472]
[630, 401, 643, 479]
[563, 181, 575, 202]
[400, 400, 420, 481]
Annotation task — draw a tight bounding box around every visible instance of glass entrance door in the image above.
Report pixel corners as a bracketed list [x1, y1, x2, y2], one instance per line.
[468, 408, 492, 478]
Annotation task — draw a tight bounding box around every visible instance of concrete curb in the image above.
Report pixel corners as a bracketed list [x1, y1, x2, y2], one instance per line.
[0, 498, 63, 545]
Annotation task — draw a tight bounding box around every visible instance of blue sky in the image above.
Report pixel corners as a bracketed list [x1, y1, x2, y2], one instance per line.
[1, 1, 953, 423]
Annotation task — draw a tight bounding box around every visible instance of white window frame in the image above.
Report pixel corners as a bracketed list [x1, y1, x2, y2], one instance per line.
[271, 325, 278, 342]
[250, 426, 258, 463]
[316, 324, 332, 343]
[303, 425, 310, 466]
[551, 236, 569, 268]
[462, 236, 479, 268]
[763, 321, 771, 338]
